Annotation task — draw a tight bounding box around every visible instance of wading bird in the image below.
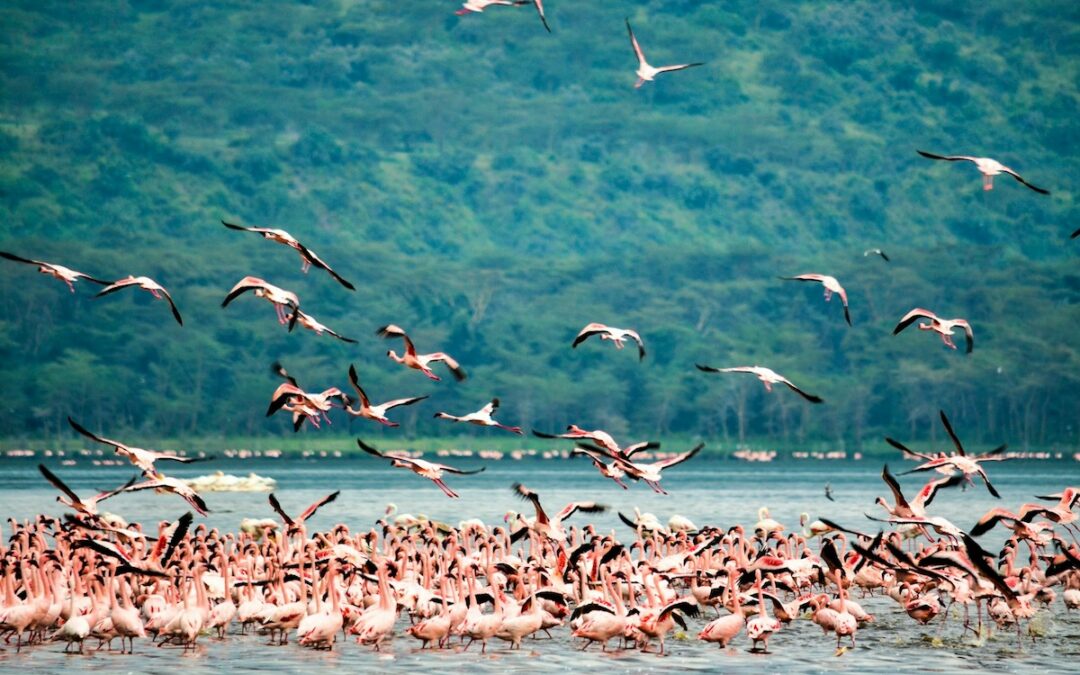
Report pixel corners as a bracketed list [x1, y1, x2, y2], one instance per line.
[916, 150, 1049, 194]
[357, 439, 484, 498]
[892, 308, 974, 353]
[222, 221, 354, 290]
[511, 483, 606, 544]
[376, 324, 466, 381]
[780, 274, 851, 326]
[696, 364, 823, 403]
[434, 398, 523, 435]
[96, 275, 183, 325]
[68, 417, 207, 478]
[344, 364, 427, 427]
[572, 323, 646, 360]
[222, 276, 300, 329]
[0, 251, 109, 292]
[285, 309, 356, 343]
[626, 19, 703, 88]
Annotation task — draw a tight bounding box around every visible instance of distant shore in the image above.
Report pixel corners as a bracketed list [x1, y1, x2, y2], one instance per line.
[1, 435, 1075, 462]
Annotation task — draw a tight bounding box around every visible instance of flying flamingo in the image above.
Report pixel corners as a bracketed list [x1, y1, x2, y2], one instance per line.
[863, 248, 890, 262]
[95, 275, 183, 325]
[890, 411, 1010, 497]
[268, 491, 340, 537]
[0, 251, 109, 292]
[221, 220, 355, 290]
[455, 0, 519, 17]
[571, 446, 630, 488]
[893, 308, 974, 353]
[357, 439, 484, 498]
[222, 276, 300, 329]
[696, 364, 823, 403]
[572, 323, 646, 360]
[344, 364, 428, 427]
[285, 309, 356, 343]
[376, 324, 466, 381]
[626, 19, 703, 88]
[511, 483, 606, 544]
[434, 398, 523, 435]
[780, 274, 851, 326]
[916, 150, 1049, 194]
[121, 475, 210, 515]
[37, 464, 135, 519]
[67, 417, 208, 478]
[582, 441, 704, 494]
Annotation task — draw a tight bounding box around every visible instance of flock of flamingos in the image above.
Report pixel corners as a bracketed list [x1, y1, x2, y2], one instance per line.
[2, 1, 1079, 664]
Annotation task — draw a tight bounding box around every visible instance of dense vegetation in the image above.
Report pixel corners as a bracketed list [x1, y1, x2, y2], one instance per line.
[0, 1, 1077, 452]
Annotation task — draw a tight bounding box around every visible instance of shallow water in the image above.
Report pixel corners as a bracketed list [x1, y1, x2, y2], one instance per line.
[1, 456, 1077, 672]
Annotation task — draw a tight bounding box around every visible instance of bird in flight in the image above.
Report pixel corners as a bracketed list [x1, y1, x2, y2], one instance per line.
[96, 275, 184, 325]
[222, 221, 354, 290]
[626, 19, 703, 89]
[863, 248, 890, 262]
[376, 324, 467, 381]
[893, 308, 973, 353]
[0, 251, 110, 293]
[572, 323, 646, 360]
[825, 483, 835, 502]
[916, 150, 1049, 194]
[696, 364, 823, 403]
[779, 274, 851, 326]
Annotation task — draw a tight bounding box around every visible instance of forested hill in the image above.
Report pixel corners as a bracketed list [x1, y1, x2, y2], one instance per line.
[0, 1, 1077, 451]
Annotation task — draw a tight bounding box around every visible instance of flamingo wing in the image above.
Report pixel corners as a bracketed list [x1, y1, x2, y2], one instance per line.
[38, 464, 82, 505]
[893, 308, 936, 335]
[916, 150, 980, 163]
[655, 62, 704, 75]
[955, 320, 974, 353]
[656, 442, 705, 469]
[999, 166, 1050, 195]
[221, 279, 264, 307]
[435, 463, 485, 476]
[624, 329, 646, 361]
[299, 491, 340, 522]
[625, 19, 646, 66]
[918, 474, 965, 508]
[571, 327, 607, 348]
[161, 512, 194, 564]
[94, 277, 140, 297]
[68, 417, 129, 451]
[0, 251, 44, 266]
[880, 464, 910, 510]
[346, 364, 371, 407]
[268, 493, 295, 526]
[512, 483, 549, 524]
[427, 352, 466, 381]
[938, 410, 966, 456]
[295, 241, 356, 290]
[554, 501, 606, 522]
[781, 379, 824, 403]
[158, 286, 183, 325]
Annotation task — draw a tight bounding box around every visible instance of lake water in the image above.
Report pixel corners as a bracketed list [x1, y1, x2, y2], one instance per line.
[1, 455, 1077, 673]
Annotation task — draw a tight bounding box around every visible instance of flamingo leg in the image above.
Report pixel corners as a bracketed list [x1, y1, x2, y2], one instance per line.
[983, 174, 994, 191]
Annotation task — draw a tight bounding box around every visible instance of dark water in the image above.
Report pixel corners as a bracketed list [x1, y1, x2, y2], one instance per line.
[1, 455, 1077, 673]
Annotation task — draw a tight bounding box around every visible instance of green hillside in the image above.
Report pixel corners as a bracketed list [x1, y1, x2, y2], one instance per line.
[0, 0, 1077, 451]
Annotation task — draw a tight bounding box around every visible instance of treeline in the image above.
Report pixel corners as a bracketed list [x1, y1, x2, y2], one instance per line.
[0, 1, 1077, 450]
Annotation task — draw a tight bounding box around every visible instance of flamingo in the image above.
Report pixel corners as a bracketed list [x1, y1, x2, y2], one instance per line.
[745, 572, 781, 652]
[376, 324, 466, 381]
[571, 446, 630, 489]
[697, 573, 744, 647]
[434, 398, 523, 435]
[511, 483, 606, 544]
[455, 0, 519, 18]
[266, 382, 350, 431]
[696, 364, 823, 403]
[284, 309, 356, 343]
[780, 274, 851, 326]
[589, 442, 704, 494]
[893, 308, 974, 353]
[357, 438, 485, 498]
[891, 411, 1010, 497]
[344, 364, 428, 427]
[863, 248, 890, 262]
[95, 275, 183, 325]
[222, 276, 300, 329]
[0, 251, 109, 292]
[625, 19, 703, 89]
[267, 491, 340, 537]
[122, 476, 210, 515]
[37, 464, 135, 519]
[67, 417, 208, 478]
[221, 220, 355, 289]
[917, 150, 1049, 194]
[572, 322, 646, 360]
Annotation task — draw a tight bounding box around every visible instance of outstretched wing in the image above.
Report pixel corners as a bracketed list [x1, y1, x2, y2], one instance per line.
[939, 410, 966, 456]
[299, 491, 340, 522]
[347, 364, 370, 407]
[625, 19, 646, 66]
[68, 417, 128, 451]
[917, 150, 979, 163]
[781, 379, 824, 404]
[880, 464, 909, 510]
[893, 308, 936, 335]
[999, 166, 1050, 195]
[0, 251, 44, 266]
[656, 443, 704, 469]
[38, 464, 81, 504]
[295, 241, 356, 290]
[268, 493, 294, 526]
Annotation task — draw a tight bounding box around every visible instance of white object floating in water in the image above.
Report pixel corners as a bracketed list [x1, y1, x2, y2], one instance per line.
[182, 471, 277, 492]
